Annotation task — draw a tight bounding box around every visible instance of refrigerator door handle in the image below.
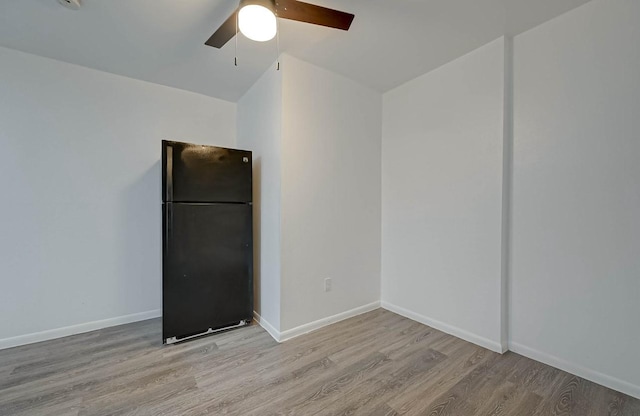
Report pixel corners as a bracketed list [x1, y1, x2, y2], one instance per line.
[166, 145, 173, 202]
[167, 203, 173, 241]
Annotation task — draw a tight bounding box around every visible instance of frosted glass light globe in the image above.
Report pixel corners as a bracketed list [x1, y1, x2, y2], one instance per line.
[238, 5, 277, 42]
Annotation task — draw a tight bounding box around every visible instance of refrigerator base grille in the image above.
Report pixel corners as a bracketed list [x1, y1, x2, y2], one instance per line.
[165, 320, 249, 345]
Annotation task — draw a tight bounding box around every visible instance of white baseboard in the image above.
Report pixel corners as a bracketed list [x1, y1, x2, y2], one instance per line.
[381, 301, 504, 353]
[253, 311, 281, 342]
[0, 309, 162, 351]
[509, 342, 640, 400]
[254, 301, 381, 343]
[279, 301, 381, 342]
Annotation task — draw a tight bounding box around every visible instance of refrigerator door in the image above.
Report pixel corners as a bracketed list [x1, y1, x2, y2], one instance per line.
[163, 202, 253, 342]
[162, 140, 252, 203]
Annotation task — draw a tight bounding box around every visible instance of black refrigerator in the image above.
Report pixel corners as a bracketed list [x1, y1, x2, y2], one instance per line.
[162, 140, 253, 344]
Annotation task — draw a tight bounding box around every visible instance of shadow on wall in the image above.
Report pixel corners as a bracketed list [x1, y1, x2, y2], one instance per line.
[119, 160, 162, 316]
[252, 156, 262, 317]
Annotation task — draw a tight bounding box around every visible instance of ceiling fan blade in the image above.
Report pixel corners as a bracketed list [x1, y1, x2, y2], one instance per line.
[205, 9, 239, 48]
[275, 0, 354, 31]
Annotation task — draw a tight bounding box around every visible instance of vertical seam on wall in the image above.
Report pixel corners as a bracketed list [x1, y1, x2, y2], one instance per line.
[500, 36, 515, 352]
[277, 64, 284, 332]
[379, 93, 384, 302]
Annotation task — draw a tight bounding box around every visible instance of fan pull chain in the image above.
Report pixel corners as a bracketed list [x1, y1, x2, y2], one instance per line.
[235, 11, 239, 66]
[275, 14, 281, 70]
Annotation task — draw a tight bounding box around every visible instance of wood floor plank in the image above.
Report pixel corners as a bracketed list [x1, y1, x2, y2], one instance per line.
[318, 347, 447, 416]
[621, 394, 640, 416]
[256, 352, 392, 416]
[0, 310, 638, 416]
[388, 343, 493, 415]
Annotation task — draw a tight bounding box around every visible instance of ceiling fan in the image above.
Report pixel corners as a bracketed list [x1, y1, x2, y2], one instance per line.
[205, 0, 355, 48]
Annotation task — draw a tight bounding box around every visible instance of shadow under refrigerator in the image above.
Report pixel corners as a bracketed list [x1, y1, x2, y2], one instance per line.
[162, 140, 253, 344]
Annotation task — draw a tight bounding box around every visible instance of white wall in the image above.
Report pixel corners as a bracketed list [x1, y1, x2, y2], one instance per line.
[237, 65, 283, 334]
[0, 46, 236, 347]
[237, 55, 382, 337]
[510, 0, 640, 398]
[279, 55, 382, 332]
[381, 38, 506, 352]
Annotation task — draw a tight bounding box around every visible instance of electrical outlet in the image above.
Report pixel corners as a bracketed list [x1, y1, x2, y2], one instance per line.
[324, 278, 332, 292]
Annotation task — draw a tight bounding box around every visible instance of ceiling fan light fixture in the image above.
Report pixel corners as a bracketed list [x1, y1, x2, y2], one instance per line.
[238, 0, 277, 42]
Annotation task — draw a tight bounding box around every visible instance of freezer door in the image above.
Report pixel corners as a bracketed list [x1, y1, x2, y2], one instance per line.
[163, 202, 253, 342]
[162, 140, 252, 203]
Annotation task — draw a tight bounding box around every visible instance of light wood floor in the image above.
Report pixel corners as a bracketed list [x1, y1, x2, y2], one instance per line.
[1, 309, 638, 415]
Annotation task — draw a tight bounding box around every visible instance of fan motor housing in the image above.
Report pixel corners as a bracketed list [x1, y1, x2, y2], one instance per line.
[58, 0, 82, 10]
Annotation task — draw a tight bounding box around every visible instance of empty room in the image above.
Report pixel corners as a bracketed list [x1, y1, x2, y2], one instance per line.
[1, 0, 639, 415]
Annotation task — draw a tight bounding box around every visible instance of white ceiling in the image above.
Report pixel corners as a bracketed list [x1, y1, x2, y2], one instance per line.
[0, 0, 591, 102]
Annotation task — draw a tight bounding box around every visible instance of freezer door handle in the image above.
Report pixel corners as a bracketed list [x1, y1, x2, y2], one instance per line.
[166, 145, 173, 202]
